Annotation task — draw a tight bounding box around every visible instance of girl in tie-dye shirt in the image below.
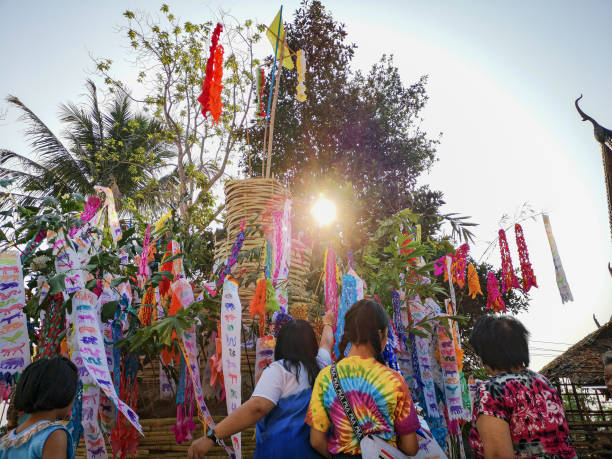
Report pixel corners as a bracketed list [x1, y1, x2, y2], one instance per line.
[307, 300, 419, 458]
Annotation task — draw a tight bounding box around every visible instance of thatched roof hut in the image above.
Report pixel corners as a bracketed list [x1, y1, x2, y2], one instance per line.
[540, 319, 612, 385]
[540, 319, 612, 457]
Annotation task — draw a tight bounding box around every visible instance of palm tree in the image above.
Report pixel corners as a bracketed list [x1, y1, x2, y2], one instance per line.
[0, 80, 176, 211]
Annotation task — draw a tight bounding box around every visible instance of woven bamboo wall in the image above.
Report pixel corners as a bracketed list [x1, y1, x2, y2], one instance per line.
[214, 178, 314, 324]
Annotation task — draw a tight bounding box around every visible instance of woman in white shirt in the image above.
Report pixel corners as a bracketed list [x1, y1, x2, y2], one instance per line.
[188, 317, 333, 458]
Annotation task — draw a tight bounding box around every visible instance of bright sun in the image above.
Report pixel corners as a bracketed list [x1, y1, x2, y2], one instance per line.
[311, 197, 336, 226]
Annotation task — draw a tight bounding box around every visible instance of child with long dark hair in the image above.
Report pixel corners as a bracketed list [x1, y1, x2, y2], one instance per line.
[307, 300, 419, 458]
[188, 317, 333, 459]
[0, 356, 77, 459]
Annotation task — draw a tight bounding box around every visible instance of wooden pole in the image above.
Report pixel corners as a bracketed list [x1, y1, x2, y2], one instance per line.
[261, 124, 268, 176]
[265, 31, 285, 178]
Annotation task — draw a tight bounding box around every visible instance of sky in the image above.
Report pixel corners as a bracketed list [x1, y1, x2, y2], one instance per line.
[1, 0, 611, 371]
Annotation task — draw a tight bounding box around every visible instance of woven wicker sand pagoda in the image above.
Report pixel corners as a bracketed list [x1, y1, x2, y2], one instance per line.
[76, 178, 315, 458]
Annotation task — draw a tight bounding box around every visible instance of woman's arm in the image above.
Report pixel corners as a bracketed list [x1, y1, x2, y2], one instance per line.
[188, 396, 275, 459]
[310, 427, 331, 458]
[397, 432, 418, 456]
[476, 415, 515, 459]
[319, 312, 334, 356]
[42, 429, 68, 459]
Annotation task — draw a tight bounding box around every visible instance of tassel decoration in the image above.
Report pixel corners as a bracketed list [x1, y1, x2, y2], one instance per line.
[257, 68, 266, 117]
[498, 229, 520, 292]
[198, 23, 224, 122]
[265, 278, 279, 313]
[324, 248, 339, 319]
[451, 243, 469, 288]
[467, 263, 483, 299]
[296, 49, 306, 102]
[486, 272, 506, 312]
[209, 45, 224, 124]
[249, 278, 267, 332]
[515, 224, 538, 292]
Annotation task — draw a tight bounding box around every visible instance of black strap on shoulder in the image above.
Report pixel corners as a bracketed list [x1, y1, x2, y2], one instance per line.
[329, 363, 364, 442]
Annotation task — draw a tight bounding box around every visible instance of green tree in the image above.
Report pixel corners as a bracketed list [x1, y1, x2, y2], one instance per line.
[244, 1, 440, 243]
[0, 80, 175, 212]
[95, 5, 263, 224]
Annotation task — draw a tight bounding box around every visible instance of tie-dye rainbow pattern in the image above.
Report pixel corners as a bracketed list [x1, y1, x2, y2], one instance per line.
[306, 356, 419, 455]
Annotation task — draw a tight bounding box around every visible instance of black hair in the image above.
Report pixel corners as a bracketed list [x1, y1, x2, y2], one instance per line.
[14, 356, 78, 413]
[603, 351, 612, 367]
[274, 319, 320, 386]
[469, 315, 530, 371]
[338, 299, 389, 364]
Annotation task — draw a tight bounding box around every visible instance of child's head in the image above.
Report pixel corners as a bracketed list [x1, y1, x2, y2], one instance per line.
[14, 356, 78, 417]
[338, 299, 390, 363]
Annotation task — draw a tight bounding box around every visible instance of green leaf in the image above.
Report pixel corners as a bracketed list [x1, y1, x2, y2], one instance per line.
[101, 301, 120, 322]
[48, 273, 66, 295]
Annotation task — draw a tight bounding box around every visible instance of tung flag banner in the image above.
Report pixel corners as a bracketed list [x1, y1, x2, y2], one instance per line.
[267, 8, 293, 69]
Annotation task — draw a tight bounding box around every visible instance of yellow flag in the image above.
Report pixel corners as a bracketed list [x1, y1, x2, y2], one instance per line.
[154, 209, 172, 231]
[267, 9, 294, 69]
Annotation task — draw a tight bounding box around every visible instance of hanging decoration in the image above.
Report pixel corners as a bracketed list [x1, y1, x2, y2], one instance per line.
[0, 251, 31, 382]
[257, 67, 266, 118]
[296, 49, 306, 102]
[542, 214, 573, 303]
[249, 278, 267, 332]
[323, 248, 339, 322]
[154, 209, 172, 232]
[437, 326, 466, 435]
[266, 8, 293, 71]
[486, 272, 506, 312]
[73, 289, 141, 433]
[198, 23, 224, 124]
[272, 311, 293, 337]
[334, 274, 357, 358]
[450, 244, 469, 288]
[498, 229, 520, 292]
[208, 327, 224, 396]
[72, 346, 108, 459]
[221, 277, 242, 458]
[92, 186, 122, 244]
[264, 240, 274, 279]
[382, 325, 401, 372]
[254, 335, 276, 383]
[68, 196, 101, 238]
[433, 256, 446, 277]
[391, 290, 407, 351]
[272, 199, 292, 313]
[264, 278, 279, 313]
[407, 295, 441, 420]
[173, 356, 196, 445]
[209, 44, 224, 124]
[20, 229, 46, 264]
[138, 287, 156, 327]
[160, 361, 175, 399]
[111, 353, 140, 458]
[66, 380, 83, 449]
[466, 264, 483, 299]
[217, 220, 246, 287]
[137, 225, 151, 288]
[37, 293, 65, 359]
[514, 224, 538, 292]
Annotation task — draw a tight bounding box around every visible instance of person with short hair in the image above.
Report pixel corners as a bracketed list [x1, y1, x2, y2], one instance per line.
[469, 315, 576, 458]
[603, 350, 612, 393]
[188, 318, 333, 459]
[0, 356, 77, 459]
[307, 299, 419, 458]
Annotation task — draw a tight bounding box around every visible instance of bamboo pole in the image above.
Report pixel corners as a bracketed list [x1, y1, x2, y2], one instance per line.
[265, 31, 285, 178]
[261, 123, 268, 176]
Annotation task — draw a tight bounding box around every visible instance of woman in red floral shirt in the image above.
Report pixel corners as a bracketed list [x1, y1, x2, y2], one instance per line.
[468, 316, 576, 458]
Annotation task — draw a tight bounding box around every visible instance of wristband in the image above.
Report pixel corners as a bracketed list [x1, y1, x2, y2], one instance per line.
[206, 428, 223, 447]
